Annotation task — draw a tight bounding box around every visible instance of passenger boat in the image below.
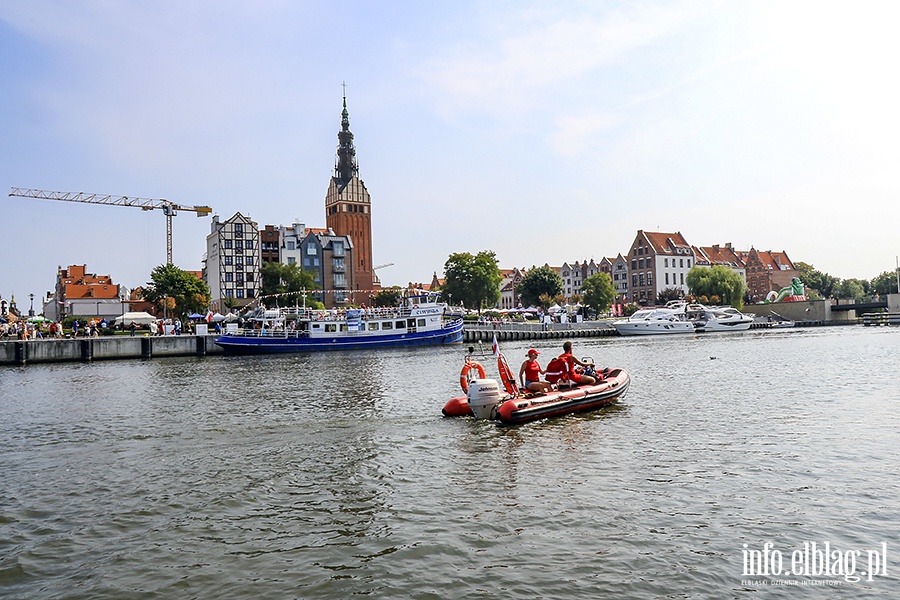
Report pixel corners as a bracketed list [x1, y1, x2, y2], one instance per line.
[215, 293, 463, 354]
[443, 352, 630, 425]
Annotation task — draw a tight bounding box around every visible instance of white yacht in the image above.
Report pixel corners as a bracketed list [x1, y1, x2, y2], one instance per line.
[686, 305, 755, 332]
[612, 308, 696, 336]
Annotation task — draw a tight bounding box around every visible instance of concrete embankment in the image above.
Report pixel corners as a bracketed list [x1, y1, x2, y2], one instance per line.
[464, 327, 617, 344]
[1, 335, 223, 366]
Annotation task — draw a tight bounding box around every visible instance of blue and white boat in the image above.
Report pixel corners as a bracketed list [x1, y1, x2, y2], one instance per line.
[215, 294, 464, 354]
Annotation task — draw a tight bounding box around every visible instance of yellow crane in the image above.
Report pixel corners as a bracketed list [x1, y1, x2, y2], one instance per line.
[9, 187, 212, 265]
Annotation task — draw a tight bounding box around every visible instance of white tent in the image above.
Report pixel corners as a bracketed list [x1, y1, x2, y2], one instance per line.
[114, 311, 159, 326]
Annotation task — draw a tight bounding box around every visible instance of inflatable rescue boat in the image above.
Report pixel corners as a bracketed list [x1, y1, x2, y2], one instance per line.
[443, 353, 630, 425]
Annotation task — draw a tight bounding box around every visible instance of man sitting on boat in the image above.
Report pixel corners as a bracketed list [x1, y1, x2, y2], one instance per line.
[556, 341, 597, 387]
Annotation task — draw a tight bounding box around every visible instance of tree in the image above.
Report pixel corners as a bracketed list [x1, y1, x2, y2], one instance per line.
[581, 273, 616, 316]
[518, 266, 563, 308]
[372, 287, 402, 307]
[259, 262, 320, 307]
[685, 265, 746, 309]
[794, 261, 838, 299]
[870, 270, 900, 296]
[142, 264, 211, 321]
[656, 287, 683, 304]
[835, 278, 867, 301]
[441, 251, 502, 311]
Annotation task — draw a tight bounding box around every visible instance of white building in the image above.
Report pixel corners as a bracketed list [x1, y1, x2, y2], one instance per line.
[204, 213, 261, 309]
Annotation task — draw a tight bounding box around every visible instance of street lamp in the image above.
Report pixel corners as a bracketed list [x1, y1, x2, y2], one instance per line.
[29, 293, 34, 317]
[120, 287, 127, 331]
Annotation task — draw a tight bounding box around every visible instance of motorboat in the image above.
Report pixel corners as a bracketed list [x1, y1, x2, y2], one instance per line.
[443, 352, 630, 425]
[215, 293, 463, 354]
[612, 308, 695, 336]
[687, 305, 755, 332]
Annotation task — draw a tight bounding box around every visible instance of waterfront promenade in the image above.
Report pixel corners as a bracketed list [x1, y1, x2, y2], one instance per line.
[0, 317, 867, 366]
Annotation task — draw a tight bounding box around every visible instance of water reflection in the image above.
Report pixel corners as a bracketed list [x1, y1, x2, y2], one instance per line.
[1, 327, 899, 598]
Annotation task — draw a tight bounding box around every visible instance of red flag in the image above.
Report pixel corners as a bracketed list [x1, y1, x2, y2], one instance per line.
[492, 334, 500, 358]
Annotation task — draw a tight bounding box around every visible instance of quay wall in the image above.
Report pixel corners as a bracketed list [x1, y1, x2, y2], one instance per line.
[1, 335, 223, 366]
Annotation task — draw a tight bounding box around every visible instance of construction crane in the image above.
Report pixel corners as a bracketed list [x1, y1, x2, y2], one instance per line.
[9, 187, 212, 265]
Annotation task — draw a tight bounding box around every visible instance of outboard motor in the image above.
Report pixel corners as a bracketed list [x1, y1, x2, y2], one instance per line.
[466, 378, 503, 420]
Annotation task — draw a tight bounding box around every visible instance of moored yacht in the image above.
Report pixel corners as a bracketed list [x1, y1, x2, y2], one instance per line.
[612, 308, 696, 336]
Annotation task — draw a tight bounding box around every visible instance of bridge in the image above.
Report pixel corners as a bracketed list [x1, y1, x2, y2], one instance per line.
[830, 299, 888, 312]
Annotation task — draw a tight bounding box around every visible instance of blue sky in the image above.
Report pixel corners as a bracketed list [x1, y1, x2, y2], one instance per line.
[3, 1, 900, 305]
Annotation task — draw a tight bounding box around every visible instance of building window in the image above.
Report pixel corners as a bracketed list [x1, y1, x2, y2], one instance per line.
[236, 289, 244, 298]
[224, 240, 232, 249]
[647, 272, 653, 286]
[665, 273, 669, 285]
[333, 241, 345, 257]
[245, 240, 253, 250]
[224, 256, 233, 266]
[288, 257, 296, 264]
[236, 256, 244, 266]
[225, 273, 233, 282]
[287, 241, 295, 251]
[307, 245, 318, 256]
[246, 256, 253, 266]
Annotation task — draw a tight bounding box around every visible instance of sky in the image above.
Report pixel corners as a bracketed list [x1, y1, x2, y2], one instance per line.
[3, 0, 900, 307]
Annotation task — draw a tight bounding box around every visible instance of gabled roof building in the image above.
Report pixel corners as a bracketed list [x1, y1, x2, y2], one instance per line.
[627, 230, 695, 304]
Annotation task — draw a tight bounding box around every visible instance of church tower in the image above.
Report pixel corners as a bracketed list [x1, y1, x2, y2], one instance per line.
[325, 92, 375, 299]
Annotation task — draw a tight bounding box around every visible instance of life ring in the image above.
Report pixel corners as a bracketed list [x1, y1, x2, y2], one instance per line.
[497, 354, 520, 397]
[459, 360, 486, 393]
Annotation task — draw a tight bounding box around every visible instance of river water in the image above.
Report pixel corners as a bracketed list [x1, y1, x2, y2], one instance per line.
[1, 326, 899, 599]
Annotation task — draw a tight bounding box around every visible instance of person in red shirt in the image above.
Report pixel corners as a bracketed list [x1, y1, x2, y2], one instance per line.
[560, 341, 596, 386]
[518, 348, 553, 394]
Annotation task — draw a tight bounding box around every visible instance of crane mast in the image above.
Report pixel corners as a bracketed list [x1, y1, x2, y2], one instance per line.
[9, 187, 212, 265]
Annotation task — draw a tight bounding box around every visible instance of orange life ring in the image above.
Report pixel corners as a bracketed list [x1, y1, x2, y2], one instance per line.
[459, 360, 487, 393]
[497, 354, 520, 397]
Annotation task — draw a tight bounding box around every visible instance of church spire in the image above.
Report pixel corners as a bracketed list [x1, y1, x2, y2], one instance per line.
[334, 83, 358, 188]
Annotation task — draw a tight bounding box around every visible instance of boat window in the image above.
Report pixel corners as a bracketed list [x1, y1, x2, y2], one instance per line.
[340, 324, 347, 332]
[418, 319, 426, 327]
[383, 322, 393, 330]
[368, 322, 379, 331]
[325, 324, 337, 332]
[396, 321, 406, 329]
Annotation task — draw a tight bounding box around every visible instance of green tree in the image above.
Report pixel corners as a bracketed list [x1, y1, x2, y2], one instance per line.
[794, 261, 838, 299]
[142, 264, 211, 321]
[441, 251, 502, 311]
[656, 287, 683, 304]
[870, 270, 900, 296]
[685, 265, 747, 309]
[372, 287, 402, 307]
[259, 262, 320, 307]
[835, 278, 867, 301]
[518, 266, 563, 308]
[581, 273, 616, 316]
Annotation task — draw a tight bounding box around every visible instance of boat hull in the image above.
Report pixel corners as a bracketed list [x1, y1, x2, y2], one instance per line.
[612, 322, 695, 335]
[215, 319, 464, 354]
[443, 368, 630, 424]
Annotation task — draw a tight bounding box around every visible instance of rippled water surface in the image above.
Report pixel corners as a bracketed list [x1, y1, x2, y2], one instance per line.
[2, 326, 899, 599]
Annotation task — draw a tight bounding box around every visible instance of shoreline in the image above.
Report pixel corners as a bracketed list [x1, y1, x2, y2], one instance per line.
[0, 320, 860, 366]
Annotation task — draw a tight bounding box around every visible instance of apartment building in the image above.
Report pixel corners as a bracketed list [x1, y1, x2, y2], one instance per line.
[204, 213, 261, 308]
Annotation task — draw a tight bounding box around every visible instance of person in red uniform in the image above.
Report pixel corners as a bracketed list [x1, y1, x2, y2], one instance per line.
[560, 341, 596, 386]
[518, 348, 553, 393]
